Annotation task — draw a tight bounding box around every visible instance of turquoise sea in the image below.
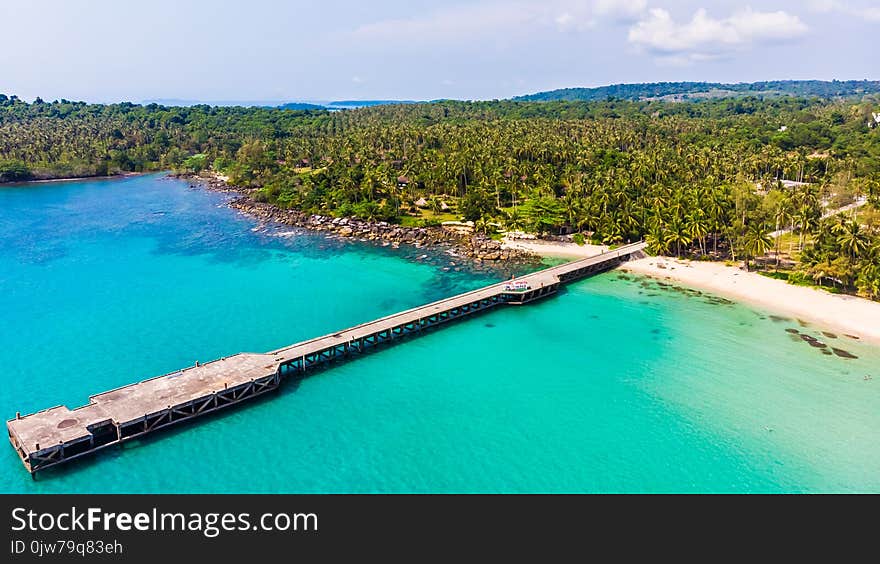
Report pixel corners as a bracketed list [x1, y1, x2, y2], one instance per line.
[1, 174, 879, 493]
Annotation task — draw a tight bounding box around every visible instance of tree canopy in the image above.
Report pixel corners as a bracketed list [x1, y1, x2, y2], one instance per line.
[2, 93, 879, 298]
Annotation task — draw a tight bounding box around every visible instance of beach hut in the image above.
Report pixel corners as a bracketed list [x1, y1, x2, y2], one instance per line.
[414, 197, 428, 208]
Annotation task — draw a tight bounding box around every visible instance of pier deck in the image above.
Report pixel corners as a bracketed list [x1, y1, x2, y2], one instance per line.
[8, 242, 645, 474]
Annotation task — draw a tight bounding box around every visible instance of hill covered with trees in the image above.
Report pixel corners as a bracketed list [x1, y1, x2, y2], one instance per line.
[1, 91, 879, 298]
[513, 80, 880, 102]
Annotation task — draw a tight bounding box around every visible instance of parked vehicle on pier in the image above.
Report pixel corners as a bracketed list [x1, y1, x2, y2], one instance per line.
[503, 280, 531, 292]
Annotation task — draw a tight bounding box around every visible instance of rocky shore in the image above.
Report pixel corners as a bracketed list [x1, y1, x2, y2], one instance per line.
[173, 172, 539, 266]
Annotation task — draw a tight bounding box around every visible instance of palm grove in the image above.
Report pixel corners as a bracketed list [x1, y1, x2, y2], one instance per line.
[1, 93, 879, 299]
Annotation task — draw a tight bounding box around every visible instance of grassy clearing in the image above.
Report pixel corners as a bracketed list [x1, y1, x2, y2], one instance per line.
[757, 269, 844, 293]
[399, 209, 460, 227]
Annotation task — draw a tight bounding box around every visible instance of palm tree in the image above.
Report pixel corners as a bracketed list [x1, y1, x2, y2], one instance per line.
[704, 189, 728, 256]
[646, 220, 671, 255]
[505, 207, 525, 231]
[664, 216, 691, 258]
[687, 210, 710, 256]
[856, 255, 880, 300]
[835, 220, 869, 262]
[773, 200, 792, 269]
[742, 224, 772, 271]
[794, 204, 818, 250]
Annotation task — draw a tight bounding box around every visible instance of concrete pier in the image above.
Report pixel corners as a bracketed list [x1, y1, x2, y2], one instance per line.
[7, 242, 646, 474]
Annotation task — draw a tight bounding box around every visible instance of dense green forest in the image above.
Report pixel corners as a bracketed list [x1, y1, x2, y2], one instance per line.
[514, 80, 880, 102]
[1, 91, 879, 298]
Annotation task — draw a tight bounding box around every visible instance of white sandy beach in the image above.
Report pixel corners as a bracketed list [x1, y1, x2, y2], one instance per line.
[621, 257, 880, 344]
[502, 236, 609, 259]
[505, 236, 880, 344]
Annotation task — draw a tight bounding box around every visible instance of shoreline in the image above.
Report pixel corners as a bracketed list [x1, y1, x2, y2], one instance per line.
[19, 170, 877, 343]
[504, 238, 880, 345]
[0, 171, 149, 186]
[624, 257, 880, 345]
[175, 172, 540, 267]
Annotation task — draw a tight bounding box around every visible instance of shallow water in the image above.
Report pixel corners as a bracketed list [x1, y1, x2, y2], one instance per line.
[1, 174, 878, 493]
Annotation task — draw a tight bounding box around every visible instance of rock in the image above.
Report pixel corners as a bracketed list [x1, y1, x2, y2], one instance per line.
[221, 189, 540, 268]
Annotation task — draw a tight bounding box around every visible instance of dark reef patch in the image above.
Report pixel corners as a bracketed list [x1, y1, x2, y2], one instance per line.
[703, 296, 734, 306]
[831, 348, 858, 359]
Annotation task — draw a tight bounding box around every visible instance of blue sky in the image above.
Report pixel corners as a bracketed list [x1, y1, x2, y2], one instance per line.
[1, 0, 877, 103]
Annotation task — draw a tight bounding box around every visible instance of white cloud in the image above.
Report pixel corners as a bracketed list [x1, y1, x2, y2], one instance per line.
[628, 7, 808, 64]
[594, 0, 648, 21]
[348, 0, 646, 45]
[808, 0, 880, 22]
[555, 12, 575, 28]
[728, 8, 810, 40]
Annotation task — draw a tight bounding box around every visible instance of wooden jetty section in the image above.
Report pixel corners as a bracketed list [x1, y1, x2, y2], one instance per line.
[7, 242, 646, 475]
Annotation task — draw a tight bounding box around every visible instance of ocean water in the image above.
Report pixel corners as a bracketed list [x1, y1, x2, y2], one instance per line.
[1, 174, 879, 493]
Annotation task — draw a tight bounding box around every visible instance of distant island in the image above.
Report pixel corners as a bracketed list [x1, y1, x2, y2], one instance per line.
[323, 100, 419, 109]
[514, 80, 880, 102]
[145, 98, 290, 108]
[146, 99, 418, 111]
[279, 100, 419, 111]
[276, 102, 329, 111]
[146, 81, 880, 110]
